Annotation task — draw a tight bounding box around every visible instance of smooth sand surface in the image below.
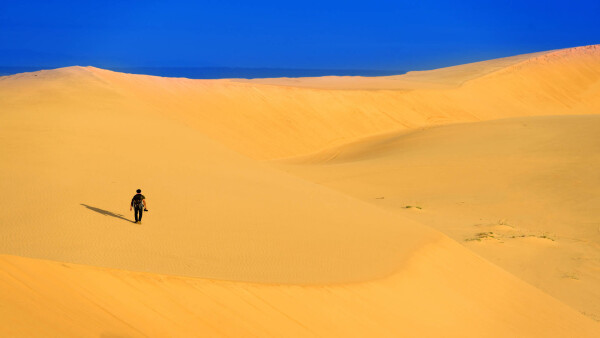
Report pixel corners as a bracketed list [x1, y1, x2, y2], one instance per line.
[1, 45, 600, 336]
[278, 115, 600, 320]
[2, 239, 598, 337]
[0, 73, 440, 283]
[3, 46, 597, 160]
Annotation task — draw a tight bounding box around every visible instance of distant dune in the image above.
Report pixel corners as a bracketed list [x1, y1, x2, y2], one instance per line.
[1, 45, 600, 336]
[3, 45, 597, 159]
[234, 49, 553, 89]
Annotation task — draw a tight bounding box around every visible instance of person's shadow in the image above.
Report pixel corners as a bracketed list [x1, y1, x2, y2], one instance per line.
[80, 204, 134, 223]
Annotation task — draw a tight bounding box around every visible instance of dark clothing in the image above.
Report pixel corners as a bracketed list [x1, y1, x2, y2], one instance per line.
[131, 193, 146, 222]
[131, 194, 145, 207]
[134, 205, 144, 222]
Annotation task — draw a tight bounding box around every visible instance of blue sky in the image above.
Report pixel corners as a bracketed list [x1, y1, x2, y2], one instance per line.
[1, 0, 598, 71]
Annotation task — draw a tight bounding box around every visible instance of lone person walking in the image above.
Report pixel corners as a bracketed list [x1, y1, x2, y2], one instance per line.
[130, 189, 147, 224]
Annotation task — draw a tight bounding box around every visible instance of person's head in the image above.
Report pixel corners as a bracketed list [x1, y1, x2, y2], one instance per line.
[136, 189, 141, 193]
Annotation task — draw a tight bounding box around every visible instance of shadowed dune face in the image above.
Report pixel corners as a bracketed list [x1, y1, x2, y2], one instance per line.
[1, 45, 600, 336]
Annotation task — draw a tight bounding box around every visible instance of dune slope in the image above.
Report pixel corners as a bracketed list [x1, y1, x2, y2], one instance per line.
[0, 71, 438, 284]
[2, 239, 599, 337]
[277, 114, 600, 320]
[2, 45, 600, 335]
[3, 45, 598, 160]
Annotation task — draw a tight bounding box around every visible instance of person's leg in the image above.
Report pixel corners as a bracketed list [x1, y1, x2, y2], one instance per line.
[134, 207, 140, 222]
[138, 207, 143, 222]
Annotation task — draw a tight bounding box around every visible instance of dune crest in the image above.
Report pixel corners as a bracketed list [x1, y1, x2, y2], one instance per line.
[0, 81, 439, 283]
[236, 49, 554, 90]
[278, 114, 600, 320]
[2, 45, 599, 160]
[2, 46, 600, 335]
[2, 237, 599, 337]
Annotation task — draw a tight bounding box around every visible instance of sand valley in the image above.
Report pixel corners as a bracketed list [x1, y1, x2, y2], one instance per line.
[1, 45, 600, 337]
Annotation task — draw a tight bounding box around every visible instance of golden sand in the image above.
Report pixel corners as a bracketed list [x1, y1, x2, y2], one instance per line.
[1, 45, 599, 336]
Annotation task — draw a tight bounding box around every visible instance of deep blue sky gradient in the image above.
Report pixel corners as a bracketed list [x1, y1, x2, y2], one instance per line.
[1, 0, 599, 71]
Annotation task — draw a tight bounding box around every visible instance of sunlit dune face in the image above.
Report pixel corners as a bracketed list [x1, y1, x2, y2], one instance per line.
[1, 45, 600, 337]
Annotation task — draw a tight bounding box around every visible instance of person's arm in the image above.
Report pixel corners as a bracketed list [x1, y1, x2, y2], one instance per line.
[130, 197, 134, 211]
[143, 199, 147, 209]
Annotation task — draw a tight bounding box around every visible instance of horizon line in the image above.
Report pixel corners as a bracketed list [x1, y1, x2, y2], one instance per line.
[0, 65, 407, 79]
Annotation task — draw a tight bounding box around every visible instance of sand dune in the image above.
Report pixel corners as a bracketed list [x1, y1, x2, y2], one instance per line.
[278, 114, 600, 320]
[234, 50, 553, 90]
[2, 240, 599, 337]
[1, 45, 600, 336]
[3, 45, 598, 160]
[0, 81, 438, 283]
